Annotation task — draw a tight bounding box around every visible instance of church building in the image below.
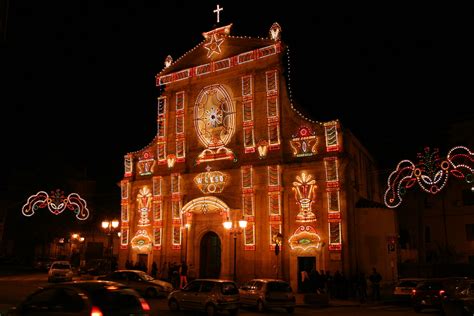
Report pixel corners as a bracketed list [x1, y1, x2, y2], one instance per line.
[118, 15, 397, 291]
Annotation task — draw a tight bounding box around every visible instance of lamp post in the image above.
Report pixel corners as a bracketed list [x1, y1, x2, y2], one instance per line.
[70, 233, 85, 270]
[273, 233, 283, 279]
[223, 218, 247, 281]
[101, 219, 120, 263]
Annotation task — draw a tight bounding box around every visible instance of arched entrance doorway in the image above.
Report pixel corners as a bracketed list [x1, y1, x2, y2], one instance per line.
[199, 232, 221, 278]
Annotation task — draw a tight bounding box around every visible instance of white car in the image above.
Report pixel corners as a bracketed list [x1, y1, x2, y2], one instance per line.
[393, 278, 425, 299]
[48, 261, 73, 282]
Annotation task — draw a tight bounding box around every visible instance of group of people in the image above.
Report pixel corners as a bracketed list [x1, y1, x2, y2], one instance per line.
[301, 267, 382, 302]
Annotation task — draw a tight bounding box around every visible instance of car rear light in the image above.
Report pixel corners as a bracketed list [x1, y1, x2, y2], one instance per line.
[412, 289, 416, 295]
[91, 306, 103, 316]
[139, 298, 151, 311]
[439, 290, 446, 296]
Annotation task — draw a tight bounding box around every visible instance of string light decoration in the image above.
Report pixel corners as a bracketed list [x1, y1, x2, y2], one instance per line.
[204, 34, 225, 58]
[136, 186, 152, 226]
[288, 226, 322, 251]
[137, 151, 156, 176]
[152, 176, 163, 250]
[268, 165, 282, 250]
[384, 146, 474, 208]
[266, 70, 281, 150]
[324, 157, 342, 251]
[242, 75, 256, 153]
[156, 96, 168, 165]
[164, 55, 173, 68]
[269, 22, 282, 41]
[156, 42, 281, 86]
[194, 165, 228, 194]
[241, 165, 255, 250]
[175, 91, 186, 162]
[131, 230, 152, 251]
[293, 173, 318, 222]
[324, 122, 340, 152]
[120, 180, 130, 248]
[194, 84, 235, 163]
[290, 126, 318, 157]
[124, 154, 133, 177]
[181, 196, 230, 217]
[22, 189, 90, 220]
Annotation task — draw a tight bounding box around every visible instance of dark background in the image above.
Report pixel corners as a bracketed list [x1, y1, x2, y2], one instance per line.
[1, 1, 473, 248]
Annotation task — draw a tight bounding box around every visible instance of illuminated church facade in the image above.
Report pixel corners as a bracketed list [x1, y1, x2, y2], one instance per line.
[118, 21, 397, 290]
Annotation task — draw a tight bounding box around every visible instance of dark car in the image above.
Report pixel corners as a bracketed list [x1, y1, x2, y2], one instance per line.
[442, 279, 474, 316]
[98, 269, 173, 298]
[168, 279, 240, 316]
[411, 278, 463, 313]
[7, 280, 150, 315]
[239, 278, 295, 313]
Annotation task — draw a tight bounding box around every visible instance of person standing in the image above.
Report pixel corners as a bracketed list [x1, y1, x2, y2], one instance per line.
[369, 267, 382, 301]
[151, 261, 158, 278]
[300, 266, 310, 293]
[179, 261, 188, 289]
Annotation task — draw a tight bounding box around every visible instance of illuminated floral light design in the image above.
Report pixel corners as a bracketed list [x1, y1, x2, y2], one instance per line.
[131, 230, 152, 251]
[136, 186, 152, 226]
[137, 151, 155, 176]
[290, 126, 318, 157]
[384, 146, 473, 208]
[194, 84, 235, 163]
[288, 226, 322, 251]
[22, 189, 90, 220]
[205, 106, 223, 128]
[194, 165, 228, 194]
[292, 173, 317, 222]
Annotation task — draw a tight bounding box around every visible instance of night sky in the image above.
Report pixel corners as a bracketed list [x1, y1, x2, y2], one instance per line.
[1, 2, 473, 227]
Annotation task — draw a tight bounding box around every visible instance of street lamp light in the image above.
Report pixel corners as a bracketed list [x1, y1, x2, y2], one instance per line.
[70, 233, 85, 270]
[223, 217, 247, 281]
[101, 219, 120, 260]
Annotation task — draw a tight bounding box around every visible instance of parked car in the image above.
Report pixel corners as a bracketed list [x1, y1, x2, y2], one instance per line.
[48, 261, 74, 282]
[98, 269, 173, 298]
[411, 278, 464, 313]
[442, 278, 474, 316]
[7, 280, 150, 315]
[239, 278, 295, 313]
[168, 279, 240, 316]
[393, 278, 425, 300]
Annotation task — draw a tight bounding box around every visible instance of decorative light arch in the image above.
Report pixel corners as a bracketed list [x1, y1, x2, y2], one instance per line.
[384, 146, 473, 208]
[22, 189, 90, 220]
[181, 196, 230, 217]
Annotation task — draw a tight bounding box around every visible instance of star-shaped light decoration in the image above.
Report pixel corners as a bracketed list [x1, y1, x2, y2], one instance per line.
[204, 34, 225, 58]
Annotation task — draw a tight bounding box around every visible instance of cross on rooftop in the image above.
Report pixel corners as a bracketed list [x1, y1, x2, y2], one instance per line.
[213, 4, 223, 23]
